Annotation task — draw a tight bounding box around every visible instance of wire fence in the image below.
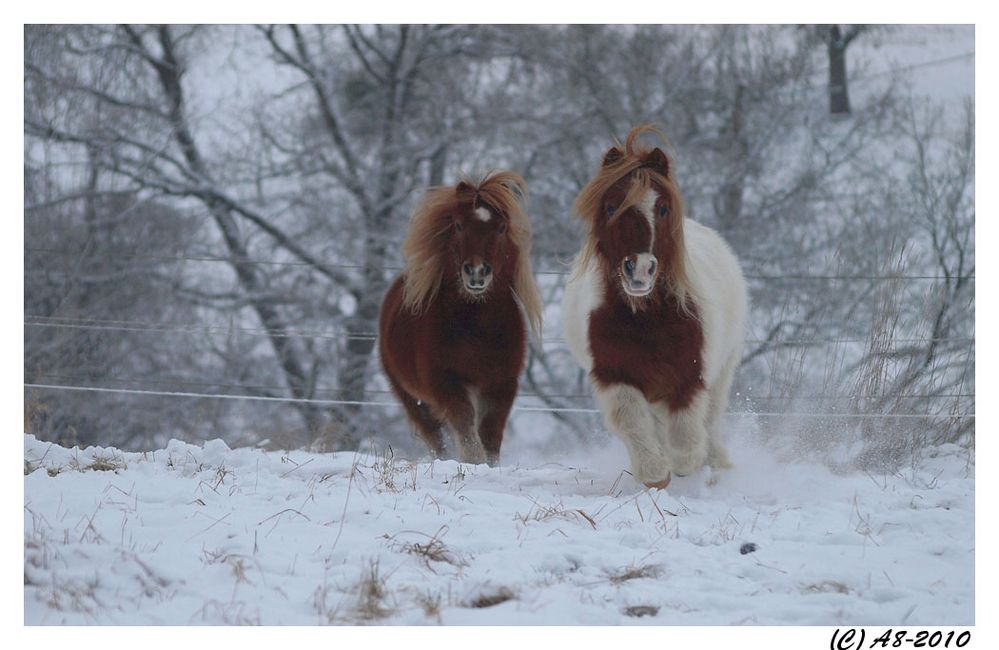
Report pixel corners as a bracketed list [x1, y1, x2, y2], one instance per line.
[25, 370, 976, 404]
[25, 246, 976, 282]
[24, 308, 976, 419]
[24, 249, 976, 422]
[23, 383, 975, 420]
[24, 314, 977, 347]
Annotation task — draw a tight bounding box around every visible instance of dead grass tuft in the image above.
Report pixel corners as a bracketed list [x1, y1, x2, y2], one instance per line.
[38, 573, 102, 615]
[86, 453, 126, 473]
[804, 579, 850, 595]
[193, 599, 260, 625]
[25, 458, 63, 477]
[229, 557, 251, 584]
[416, 590, 444, 622]
[515, 499, 598, 529]
[467, 586, 515, 609]
[352, 559, 394, 622]
[367, 448, 418, 493]
[390, 526, 467, 573]
[607, 563, 662, 585]
[623, 604, 660, 618]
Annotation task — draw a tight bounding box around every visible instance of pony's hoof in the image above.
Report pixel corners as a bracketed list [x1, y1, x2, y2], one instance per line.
[644, 473, 671, 490]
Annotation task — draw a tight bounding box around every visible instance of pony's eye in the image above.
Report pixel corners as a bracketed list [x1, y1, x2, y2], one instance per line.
[605, 204, 616, 216]
[454, 221, 463, 232]
[658, 204, 668, 218]
[498, 222, 507, 235]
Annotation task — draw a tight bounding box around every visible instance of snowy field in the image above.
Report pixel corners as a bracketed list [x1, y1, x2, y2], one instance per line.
[24, 432, 974, 625]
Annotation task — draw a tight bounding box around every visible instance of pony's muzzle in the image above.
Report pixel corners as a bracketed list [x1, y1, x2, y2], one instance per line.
[621, 253, 657, 296]
[462, 260, 492, 294]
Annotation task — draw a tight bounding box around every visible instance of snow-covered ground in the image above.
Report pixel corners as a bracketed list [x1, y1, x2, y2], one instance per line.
[24, 432, 974, 625]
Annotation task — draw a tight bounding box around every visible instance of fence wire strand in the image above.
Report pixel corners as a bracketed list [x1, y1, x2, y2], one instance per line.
[24, 383, 975, 420]
[25, 316, 976, 347]
[25, 247, 975, 282]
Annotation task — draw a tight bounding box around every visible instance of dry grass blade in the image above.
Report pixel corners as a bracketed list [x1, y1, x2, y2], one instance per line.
[574, 509, 597, 529]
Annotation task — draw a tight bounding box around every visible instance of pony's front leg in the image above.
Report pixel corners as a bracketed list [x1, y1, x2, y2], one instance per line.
[652, 392, 710, 476]
[476, 378, 518, 467]
[593, 384, 670, 487]
[433, 375, 486, 465]
[385, 375, 447, 458]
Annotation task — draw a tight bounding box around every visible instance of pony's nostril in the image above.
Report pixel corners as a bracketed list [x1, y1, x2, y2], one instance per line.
[648, 259, 657, 274]
[463, 263, 473, 275]
[482, 264, 492, 276]
[623, 259, 635, 277]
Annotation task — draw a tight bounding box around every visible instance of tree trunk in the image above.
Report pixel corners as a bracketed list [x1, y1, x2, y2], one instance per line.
[429, 144, 447, 187]
[828, 25, 852, 116]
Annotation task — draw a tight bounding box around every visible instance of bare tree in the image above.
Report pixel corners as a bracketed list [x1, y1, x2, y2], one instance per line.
[852, 100, 975, 466]
[25, 25, 348, 446]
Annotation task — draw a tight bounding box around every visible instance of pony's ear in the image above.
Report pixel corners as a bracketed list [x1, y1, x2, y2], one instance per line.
[456, 180, 475, 194]
[645, 147, 670, 176]
[602, 147, 624, 168]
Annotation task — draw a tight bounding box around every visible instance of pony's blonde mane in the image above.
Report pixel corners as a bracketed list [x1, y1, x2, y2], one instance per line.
[572, 124, 692, 309]
[401, 170, 543, 338]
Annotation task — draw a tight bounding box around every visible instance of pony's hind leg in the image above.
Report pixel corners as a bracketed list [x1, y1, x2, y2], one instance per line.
[475, 378, 518, 467]
[387, 376, 447, 458]
[594, 384, 670, 487]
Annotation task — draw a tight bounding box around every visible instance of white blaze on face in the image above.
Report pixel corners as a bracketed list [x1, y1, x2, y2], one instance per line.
[475, 207, 491, 222]
[635, 187, 657, 253]
[620, 186, 660, 297]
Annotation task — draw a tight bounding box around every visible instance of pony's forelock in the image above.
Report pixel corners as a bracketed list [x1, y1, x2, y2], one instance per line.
[401, 170, 543, 339]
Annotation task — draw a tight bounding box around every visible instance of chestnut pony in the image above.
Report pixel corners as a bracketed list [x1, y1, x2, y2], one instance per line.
[562, 125, 748, 488]
[379, 171, 542, 465]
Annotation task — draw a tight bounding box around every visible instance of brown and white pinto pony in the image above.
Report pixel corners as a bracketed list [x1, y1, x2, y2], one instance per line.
[379, 171, 542, 465]
[562, 125, 748, 488]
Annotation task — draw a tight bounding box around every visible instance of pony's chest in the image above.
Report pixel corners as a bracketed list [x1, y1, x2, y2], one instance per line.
[587, 299, 705, 411]
[433, 298, 525, 366]
[439, 301, 512, 335]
